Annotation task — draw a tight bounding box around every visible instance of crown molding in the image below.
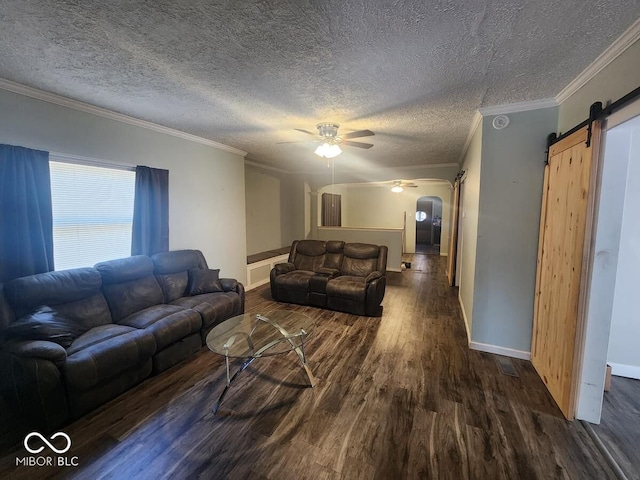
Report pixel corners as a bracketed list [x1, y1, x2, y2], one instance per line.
[244, 159, 291, 174]
[0, 78, 248, 157]
[343, 178, 452, 188]
[458, 111, 483, 164]
[556, 18, 640, 104]
[381, 162, 460, 171]
[478, 97, 558, 117]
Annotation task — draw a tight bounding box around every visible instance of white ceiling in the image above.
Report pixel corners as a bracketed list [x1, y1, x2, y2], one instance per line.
[1, 1, 639, 174]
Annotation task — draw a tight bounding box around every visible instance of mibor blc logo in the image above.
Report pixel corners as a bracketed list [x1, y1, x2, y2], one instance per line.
[16, 432, 79, 468]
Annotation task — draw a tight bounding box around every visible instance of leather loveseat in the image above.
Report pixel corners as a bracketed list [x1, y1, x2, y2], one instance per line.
[0, 249, 244, 433]
[270, 240, 387, 316]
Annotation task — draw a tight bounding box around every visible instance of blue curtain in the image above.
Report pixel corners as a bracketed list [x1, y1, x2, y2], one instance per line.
[132, 165, 169, 256]
[0, 145, 54, 283]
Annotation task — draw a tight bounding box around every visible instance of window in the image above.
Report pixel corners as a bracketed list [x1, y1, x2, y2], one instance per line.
[50, 160, 135, 270]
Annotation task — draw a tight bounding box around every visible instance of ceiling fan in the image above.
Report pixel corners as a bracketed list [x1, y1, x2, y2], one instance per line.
[278, 123, 374, 158]
[389, 180, 419, 192]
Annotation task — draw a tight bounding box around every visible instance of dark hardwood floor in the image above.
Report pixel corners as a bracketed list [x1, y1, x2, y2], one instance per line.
[591, 376, 640, 479]
[0, 255, 616, 479]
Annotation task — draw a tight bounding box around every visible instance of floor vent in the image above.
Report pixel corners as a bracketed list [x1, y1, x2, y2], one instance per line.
[495, 356, 519, 377]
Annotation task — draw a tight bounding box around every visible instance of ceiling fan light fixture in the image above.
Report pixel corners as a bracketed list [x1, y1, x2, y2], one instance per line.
[314, 142, 342, 159]
[391, 185, 403, 193]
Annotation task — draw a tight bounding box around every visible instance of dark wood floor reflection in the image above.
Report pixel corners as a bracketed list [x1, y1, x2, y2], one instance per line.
[591, 376, 640, 479]
[0, 255, 616, 479]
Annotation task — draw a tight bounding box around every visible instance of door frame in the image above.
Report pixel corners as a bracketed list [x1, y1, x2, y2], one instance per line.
[576, 99, 640, 422]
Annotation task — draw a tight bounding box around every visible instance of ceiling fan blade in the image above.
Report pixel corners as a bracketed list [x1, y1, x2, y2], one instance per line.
[294, 128, 318, 137]
[341, 129, 375, 139]
[342, 140, 374, 149]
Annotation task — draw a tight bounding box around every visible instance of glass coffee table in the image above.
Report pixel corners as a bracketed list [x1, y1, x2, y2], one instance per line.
[206, 310, 316, 414]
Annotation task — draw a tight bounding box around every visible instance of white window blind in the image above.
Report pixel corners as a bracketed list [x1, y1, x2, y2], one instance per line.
[50, 160, 136, 270]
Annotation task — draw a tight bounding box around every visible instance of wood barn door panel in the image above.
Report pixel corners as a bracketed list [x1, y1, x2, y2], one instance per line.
[531, 124, 600, 419]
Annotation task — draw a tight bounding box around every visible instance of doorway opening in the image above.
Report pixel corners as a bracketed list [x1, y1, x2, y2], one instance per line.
[576, 99, 640, 477]
[415, 196, 442, 255]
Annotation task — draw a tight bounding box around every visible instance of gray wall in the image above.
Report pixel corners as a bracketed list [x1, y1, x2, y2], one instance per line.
[0, 88, 248, 282]
[471, 107, 558, 353]
[245, 165, 308, 254]
[558, 39, 640, 133]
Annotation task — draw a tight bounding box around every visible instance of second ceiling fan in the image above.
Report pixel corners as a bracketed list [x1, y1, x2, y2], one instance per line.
[279, 123, 374, 158]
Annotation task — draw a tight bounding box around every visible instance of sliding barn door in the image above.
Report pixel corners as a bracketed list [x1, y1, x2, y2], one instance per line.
[447, 178, 460, 286]
[531, 124, 601, 419]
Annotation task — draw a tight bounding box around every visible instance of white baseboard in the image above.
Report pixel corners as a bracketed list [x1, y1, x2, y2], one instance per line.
[469, 341, 531, 360]
[440, 252, 448, 257]
[388, 267, 402, 272]
[608, 362, 640, 380]
[458, 293, 471, 345]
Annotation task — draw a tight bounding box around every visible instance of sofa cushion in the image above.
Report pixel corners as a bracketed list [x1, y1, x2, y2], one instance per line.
[155, 271, 189, 303]
[117, 304, 202, 350]
[152, 250, 200, 274]
[326, 275, 367, 302]
[291, 240, 327, 271]
[101, 277, 165, 322]
[4, 268, 103, 318]
[50, 293, 113, 330]
[324, 241, 345, 270]
[171, 292, 241, 330]
[64, 324, 156, 391]
[4, 306, 88, 348]
[96, 256, 165, 321]
[152, 250, 200, 302]
[187, 269, 223, 295]
[95, 256, 155, 284]
[341, 244, 381, 277]
[273, 271, 316, 291]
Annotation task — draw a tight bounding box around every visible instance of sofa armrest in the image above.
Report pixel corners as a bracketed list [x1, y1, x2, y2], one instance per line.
[316, 267, 340, 277]
[365, 271, 383, 283]
[220, 278, 238, 292]
[3, 340, 67, 368]
[0, 348, 70, 431]
[220, 279, 245, 314]
[274, 262, 295, 275]
[365, 275, 386, 317]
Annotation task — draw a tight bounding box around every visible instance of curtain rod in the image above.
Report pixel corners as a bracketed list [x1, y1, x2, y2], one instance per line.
[49, 151, 136, 171]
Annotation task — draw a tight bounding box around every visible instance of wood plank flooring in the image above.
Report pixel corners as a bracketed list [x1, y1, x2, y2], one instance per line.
[591, 375, 640, 479]
[0, 255, 616, 479]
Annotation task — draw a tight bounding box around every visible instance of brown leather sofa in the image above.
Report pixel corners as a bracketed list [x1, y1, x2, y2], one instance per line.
[0, 249, 244, 433]
[270, 240, 387, 316]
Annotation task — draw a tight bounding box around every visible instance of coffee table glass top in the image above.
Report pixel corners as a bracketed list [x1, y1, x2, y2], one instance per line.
[206, 310, 315, 359]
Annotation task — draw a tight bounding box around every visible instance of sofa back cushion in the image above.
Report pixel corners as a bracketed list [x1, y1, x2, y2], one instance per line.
[324, 241, 345, 270]
[341, 243, 382, 277]
[3, 268, 112, 328]
[95, 256, 164, 322]
[290, 240, 327, 272]
[3, 306, 89, 348]
[151, 250, 201, 302]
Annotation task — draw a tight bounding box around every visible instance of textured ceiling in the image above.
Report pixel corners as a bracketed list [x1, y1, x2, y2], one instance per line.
[1, 1, 639, 174]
